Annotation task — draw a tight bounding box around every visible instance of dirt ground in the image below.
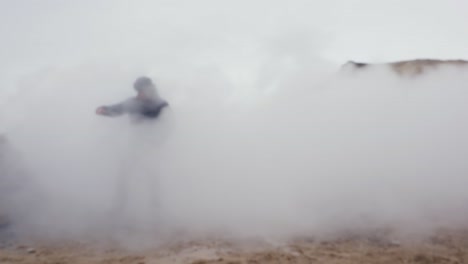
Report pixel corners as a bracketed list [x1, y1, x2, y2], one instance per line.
[1, 230, 467, 264]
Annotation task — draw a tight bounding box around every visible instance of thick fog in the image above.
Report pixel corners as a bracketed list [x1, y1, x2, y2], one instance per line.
[1, 0, 468, 248]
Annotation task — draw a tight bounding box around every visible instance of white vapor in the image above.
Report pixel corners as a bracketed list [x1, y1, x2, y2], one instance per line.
[1, 0, 468, 248]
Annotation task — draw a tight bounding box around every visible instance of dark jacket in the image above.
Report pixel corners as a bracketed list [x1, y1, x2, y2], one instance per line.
[102, 97, 169, 120]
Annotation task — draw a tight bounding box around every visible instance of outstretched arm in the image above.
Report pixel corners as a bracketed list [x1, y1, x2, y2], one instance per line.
[96, 102, 126, 117]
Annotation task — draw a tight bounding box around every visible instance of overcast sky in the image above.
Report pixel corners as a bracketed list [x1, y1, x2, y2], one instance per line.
[0, 0, 468, 71]
[0, 0, 467, 98]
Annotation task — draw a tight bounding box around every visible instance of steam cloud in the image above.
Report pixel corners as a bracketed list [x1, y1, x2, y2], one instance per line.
[1, 0, 468, 248]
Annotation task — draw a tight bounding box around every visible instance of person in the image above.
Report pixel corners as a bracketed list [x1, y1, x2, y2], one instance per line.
[95, 77, 170, 226]
[96, 76, 169, 121]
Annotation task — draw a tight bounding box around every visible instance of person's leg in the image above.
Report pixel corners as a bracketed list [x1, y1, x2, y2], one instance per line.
[110, 126, 142, 229]
[139, 111, 175, 233]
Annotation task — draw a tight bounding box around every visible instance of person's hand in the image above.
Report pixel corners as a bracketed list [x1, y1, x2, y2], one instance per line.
[96, 106, 107, 115]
